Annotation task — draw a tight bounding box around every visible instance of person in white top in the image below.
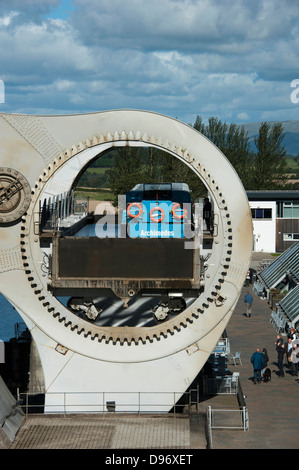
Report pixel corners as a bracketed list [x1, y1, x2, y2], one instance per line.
[291, 344, 299, 377]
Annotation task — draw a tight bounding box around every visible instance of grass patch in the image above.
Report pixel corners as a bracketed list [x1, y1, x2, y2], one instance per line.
[75, 187, 113, 201]
[85, 167, 110, 175]
[286, 157, 299, 173]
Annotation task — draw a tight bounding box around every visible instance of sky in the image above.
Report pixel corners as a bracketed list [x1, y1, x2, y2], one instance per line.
[0, 0, 299, 126]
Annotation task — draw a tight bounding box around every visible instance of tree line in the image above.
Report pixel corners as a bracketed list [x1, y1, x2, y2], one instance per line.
[78, 117, 289, 203]
[192, 116, 287, 191]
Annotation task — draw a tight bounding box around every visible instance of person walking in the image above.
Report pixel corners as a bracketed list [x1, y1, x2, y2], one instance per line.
[251, 348, 266, 384]
[274, 334, 285, 377]
[244, 291, 253, 317]
[291, 343, 299, 377]
[286, 337, 293, 369]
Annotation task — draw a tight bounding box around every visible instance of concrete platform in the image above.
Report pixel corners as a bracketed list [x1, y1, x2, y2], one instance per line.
[9, 414, 190, 449]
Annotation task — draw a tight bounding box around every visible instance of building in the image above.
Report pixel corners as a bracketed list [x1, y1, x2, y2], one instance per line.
[247, 190, 299, 253]
[253, 242, 299, 334]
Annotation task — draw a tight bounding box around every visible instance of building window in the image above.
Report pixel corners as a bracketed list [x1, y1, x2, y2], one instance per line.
[251, 208, 272, 219]
[283, 202, 299, 218]
[283, 233, 299, 241]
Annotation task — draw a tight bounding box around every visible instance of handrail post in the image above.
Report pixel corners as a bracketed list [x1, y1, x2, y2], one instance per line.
[209, 405, 212, 424]
[174, 392, 176, 417]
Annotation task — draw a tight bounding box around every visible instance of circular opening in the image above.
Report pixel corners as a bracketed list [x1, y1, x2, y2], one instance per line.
[38, 144, 215, 329]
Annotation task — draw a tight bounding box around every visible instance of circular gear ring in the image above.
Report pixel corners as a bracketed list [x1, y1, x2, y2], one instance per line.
[0, 167, 31, 223]
[18, 110, 252, 362]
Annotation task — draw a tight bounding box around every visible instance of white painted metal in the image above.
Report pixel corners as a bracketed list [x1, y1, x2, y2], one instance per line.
[250, 200, 276, 252]
[0, 110, 252, 412]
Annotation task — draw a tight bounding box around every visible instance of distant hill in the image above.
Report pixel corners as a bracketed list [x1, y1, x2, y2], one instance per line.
[241, 120, 299, 156]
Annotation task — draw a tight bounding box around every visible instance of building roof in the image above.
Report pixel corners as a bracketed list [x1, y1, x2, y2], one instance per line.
[278, 285, 299, 322]
[247, 190, 299, 201]
[258, 242, 299, 289]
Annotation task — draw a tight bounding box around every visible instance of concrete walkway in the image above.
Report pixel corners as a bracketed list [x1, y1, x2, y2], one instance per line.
[209, 253, 299, 449]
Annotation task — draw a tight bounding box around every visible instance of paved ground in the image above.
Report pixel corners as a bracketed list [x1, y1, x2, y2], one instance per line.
[8, 252, 299, 450]
[209, 252, 299, 449]
[9, 414, 190, 449]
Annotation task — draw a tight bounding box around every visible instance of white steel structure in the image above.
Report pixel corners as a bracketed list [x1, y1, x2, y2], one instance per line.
[0, 110, 252, 412]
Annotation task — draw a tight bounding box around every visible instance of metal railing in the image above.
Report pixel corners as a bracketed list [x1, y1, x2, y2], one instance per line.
[17, 389, 200, 418]
[206, 373, 239, 395]
[205, 378, 249, 449]
[206, 406, 249, 449]
[39, 191, 88, 232]
[207, 405, 249, 432]
[212, 337, 230, 355]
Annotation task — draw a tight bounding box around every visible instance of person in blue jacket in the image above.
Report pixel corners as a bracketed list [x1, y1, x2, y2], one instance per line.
[244, 291, 253, 317]
[251, 348, 266, 384]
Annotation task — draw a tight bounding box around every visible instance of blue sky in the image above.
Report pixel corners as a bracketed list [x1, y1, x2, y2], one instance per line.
[47, 0, 74, 19]
[0, 0, 299, 126]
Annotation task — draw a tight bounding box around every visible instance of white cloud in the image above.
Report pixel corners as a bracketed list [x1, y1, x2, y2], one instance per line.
[237, 112, 250, 121]
[0, 11, 19, 26]
[0, 0, 298, 125]
[54, 79, 74, 91]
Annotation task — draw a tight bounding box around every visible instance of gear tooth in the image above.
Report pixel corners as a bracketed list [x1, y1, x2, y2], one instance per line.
[145, 336, 153, 343]
[98, 333, 105, 343]
[167, 329, 175, 336]
[78, 141, 86, 151]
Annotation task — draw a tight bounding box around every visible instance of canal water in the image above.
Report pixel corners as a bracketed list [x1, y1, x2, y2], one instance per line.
[0, 294, 23, 342]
